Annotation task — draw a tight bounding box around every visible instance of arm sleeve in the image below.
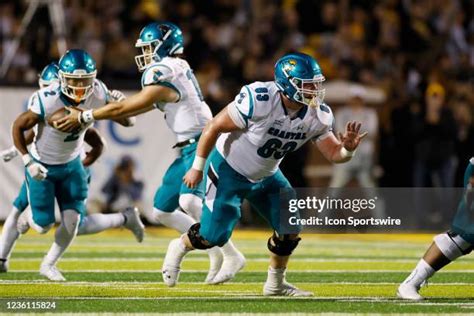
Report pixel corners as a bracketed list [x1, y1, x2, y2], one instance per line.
[313, 103, 335, 142]
[28, 92, 45, 121]
[141, 64, 181, 101]
[227, 85, 257, 129]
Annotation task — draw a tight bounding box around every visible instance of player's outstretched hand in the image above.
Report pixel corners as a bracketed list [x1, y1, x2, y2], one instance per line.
[0, 146, 18, 162]
[338, 121, 368, 152]
[183, 168, 203, 189]
[54, 107, 82, 132]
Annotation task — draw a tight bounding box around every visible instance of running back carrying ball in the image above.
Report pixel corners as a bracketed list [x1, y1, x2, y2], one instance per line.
[47, 107, 85, 129]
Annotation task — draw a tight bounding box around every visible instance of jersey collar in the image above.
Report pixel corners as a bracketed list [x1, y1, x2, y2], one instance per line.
[279, 94, 308, 121]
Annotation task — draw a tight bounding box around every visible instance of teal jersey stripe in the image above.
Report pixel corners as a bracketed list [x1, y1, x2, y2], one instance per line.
[237, 85, 254, 127]
[36, 92, 45, 121]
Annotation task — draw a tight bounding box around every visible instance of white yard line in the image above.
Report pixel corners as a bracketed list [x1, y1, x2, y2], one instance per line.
[6, 269, 474, 273]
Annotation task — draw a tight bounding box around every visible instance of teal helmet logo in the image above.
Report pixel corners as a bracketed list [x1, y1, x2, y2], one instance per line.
[135, 21, 184, 72]
[274, 52, 325, 107]
[58, 49, 97, 102]
[38, 62, 59, 88]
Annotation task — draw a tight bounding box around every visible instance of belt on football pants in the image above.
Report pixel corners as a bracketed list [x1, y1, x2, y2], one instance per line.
[173, 137, 197, 149]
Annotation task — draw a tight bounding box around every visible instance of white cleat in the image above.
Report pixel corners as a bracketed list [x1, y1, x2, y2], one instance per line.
[209, 250, 245, 284]
[16, 209, 31, 234]
[0, 259, 8, 273]
[162, 238, 189, 287]
[263, 281, 313, 297]
[205, 247, 224, 284]
[123, 207, 145, 243]
[40, 264, 66, 281]
[397, 282, 424, 301]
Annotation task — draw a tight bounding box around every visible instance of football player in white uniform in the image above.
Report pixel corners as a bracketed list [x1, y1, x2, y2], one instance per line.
[54, 22, 244, 284]
[0, 62, 144, 274]
[160, 52, 367, 295]
[9, 50, 144, 281]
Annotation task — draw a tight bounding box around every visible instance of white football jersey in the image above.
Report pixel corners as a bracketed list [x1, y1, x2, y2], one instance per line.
[219, 81, 334, 181]
[28, 80, 109, 165]
[141, 57, 212, 142]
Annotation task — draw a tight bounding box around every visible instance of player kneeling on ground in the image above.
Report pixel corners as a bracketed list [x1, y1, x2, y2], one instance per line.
[162, 52, 367, 295]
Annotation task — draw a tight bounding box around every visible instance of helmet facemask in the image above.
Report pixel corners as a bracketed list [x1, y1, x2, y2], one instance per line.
[288, 72, 326, 107]
[59, 70, 96, 103]
[135, 40, 161, 72]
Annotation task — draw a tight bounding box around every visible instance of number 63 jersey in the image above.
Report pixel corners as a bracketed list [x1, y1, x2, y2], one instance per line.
[28, 81, 108, 165]
[218, 81, 334, 182]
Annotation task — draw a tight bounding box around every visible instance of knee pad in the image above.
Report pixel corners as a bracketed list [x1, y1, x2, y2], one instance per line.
[267, 232, 301, 256]
[179, 193, 203, 221]
[187, 223, 213, 250]
[434, 231, 473, 261]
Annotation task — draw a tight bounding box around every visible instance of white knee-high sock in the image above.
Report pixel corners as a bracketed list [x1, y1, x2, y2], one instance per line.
[221, 239, 240, 257]
[402, 259, 435, 287]
[151, 208, 195, 233]
[77, 213, 125, 235]
[0, 207, 21, 259]
[42, 210, 79, 267]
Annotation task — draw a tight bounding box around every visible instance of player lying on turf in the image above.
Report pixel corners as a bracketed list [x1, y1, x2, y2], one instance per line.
[398, 157, 474, 300]
[9, 50, 144, 281]
[161, 52, 367, 295]
[53, 22, 244, 284]
[0, 62, 145, 274]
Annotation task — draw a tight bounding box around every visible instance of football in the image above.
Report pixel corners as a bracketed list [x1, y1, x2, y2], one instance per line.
[46, 107, 84, 128]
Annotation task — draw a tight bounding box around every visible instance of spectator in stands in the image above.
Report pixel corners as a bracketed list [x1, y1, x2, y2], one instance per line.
[329, 86, 378, 188]
[101, 155, 144, 213]
[413, 83, 457, 187]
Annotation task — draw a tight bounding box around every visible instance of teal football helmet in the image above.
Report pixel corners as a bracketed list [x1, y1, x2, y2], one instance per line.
[38, 62, 59, 88]
[274, 52, 325, 107]
[135, 21, 184, 71]
[58, 49, 97, 102]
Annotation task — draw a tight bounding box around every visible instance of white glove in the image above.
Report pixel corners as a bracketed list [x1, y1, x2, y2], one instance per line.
[110, 90, 126, 102]
[23, 155, 48, 180]
[0, 146, 18, 162]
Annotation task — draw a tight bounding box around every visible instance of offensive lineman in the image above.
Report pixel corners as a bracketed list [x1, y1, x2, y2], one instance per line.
[162, 52, 367, 295]
[398, 158, 474, 300]
[54, 22, 244, 284]
[0, 62, 144, 274]
[10, 50, 144, 281]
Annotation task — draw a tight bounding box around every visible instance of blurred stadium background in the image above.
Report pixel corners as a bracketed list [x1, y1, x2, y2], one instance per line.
[0, 0, 473, 226]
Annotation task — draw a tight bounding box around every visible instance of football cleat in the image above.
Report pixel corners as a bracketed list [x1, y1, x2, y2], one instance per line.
[205, 247, 224, 284]
[162, 238, 189, 287]
[0, 259, 8, 273]
[208, 249, 245, 284]
[397, 282, 424, 301]
[122, 207, 145, 243]
[263, 280, 313, 297]
[40, 263, 66, 281]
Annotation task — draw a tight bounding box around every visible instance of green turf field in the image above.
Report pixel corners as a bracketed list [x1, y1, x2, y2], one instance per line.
[0, 227, 473, 314]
